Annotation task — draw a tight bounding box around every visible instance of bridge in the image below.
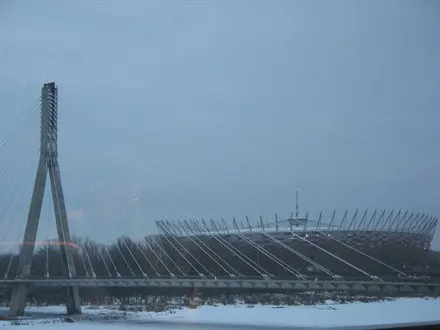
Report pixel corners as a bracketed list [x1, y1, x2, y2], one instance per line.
[0, 83, 438, 316]
[1, 277, 440, 293]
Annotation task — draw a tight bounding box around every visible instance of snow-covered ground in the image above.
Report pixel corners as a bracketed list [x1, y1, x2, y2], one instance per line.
[142, 298, 440, 327]
[0, 297, 440, 329]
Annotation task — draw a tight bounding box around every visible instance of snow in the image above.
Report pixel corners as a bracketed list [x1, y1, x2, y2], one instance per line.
[0, 297, 439, 328]
[138, 298, 440, 327]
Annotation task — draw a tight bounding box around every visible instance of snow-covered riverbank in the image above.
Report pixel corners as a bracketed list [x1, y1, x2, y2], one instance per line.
[0, 297, 439, 328]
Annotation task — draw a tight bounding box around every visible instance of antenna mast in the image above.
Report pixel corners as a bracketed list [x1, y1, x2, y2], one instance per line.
[296, 190, 299, 217]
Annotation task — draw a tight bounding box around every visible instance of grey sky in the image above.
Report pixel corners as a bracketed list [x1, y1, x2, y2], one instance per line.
[0, 1, 439, 248]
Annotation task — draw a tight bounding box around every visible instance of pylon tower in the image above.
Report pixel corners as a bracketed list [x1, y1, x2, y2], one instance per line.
[9, 82, 81, 316]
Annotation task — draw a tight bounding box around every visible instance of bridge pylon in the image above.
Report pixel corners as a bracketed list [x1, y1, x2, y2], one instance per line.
[9, 83, 81, 316]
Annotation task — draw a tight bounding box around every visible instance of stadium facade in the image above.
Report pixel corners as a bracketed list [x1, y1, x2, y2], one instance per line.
[154, 203, 439, 281]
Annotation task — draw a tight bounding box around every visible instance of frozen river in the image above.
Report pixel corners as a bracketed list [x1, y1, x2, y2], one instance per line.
[1, 297, 439, 329]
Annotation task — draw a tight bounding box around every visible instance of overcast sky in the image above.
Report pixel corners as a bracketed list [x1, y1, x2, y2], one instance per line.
[0, 1, 439, 248]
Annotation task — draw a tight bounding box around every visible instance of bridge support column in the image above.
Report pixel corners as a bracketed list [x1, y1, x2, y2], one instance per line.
[65, 287, 82, 315]
[9, 284, 28, 317]
[9, 82, 82, 316]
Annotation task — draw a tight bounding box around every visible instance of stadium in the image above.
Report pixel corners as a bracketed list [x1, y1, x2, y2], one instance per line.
[152, 199, 440, 282]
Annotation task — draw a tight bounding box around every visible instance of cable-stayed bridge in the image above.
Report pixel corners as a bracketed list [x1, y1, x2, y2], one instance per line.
[0, 83, 439, 317]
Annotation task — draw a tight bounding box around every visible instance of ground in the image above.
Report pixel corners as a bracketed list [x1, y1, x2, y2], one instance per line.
[0, 297, 439, 328]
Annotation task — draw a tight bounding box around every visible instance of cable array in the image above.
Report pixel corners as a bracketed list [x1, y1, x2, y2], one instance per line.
[0, 98, 40, 279]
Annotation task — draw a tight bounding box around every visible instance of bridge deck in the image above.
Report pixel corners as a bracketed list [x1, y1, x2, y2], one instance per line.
[1, 278, 440, 295]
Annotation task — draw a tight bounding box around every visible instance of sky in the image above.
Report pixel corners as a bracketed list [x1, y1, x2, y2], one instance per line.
[0, 1, 439, 248]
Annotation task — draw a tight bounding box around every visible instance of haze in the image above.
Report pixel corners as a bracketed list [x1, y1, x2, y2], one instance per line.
[0, 1, 439, 248]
